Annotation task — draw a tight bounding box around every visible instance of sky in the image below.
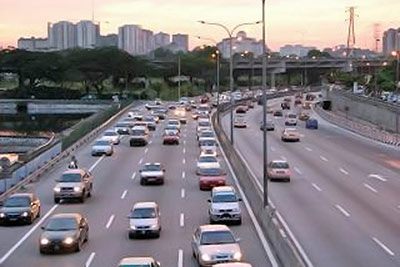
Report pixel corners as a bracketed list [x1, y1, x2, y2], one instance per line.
[0, 0, 399, 51]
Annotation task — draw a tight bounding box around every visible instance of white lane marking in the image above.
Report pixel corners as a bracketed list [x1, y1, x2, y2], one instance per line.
[89, 155, 105, 172]
[131, 171, 137, 180]
[312, 183, 322, 192]
[372, 237, 395, 256]
[340, 168, 349, 175]
[363, 183, 378, 193]
[335, 204, 351, 217]
[270, 146, 276, 152]
[121, 190, 128, 199]
[182, 171, 186, 179]
[305, 146, 312, 152]
[183, 148, 186, 154]
[369, 174, 387, 182]
[180, 213, 185, 228]
[182, 158, 186, 164]
[177, 249, 184, 267]
[183, 140, 186, 145]
[85, 252, 96, 267]
[294, 167, 302, 175]
[144, 148, 148, 154]
[105, 214, 115, 229]
[149, 140, 153, 145]
[215, 130, 280, 267]
[281, 155, 287, 161]
[320, 155, 328, 162]
[139, 158, 143, 165]
[0, 204, 59, 265]
[300, 134, 305, 138]
[181, 188, 185, 199]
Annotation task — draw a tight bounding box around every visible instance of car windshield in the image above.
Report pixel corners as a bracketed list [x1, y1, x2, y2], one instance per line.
[95, 140, 110, 146]
[144, 117, 154, 122]
[60, 173, 82, 182]
[116, 123, 129, 127]
[200, 140, 216, 146]
[199, 168, 223, 176]
[200, 231, 236, 245]
[200, 132, 214, 137]
[131, 208, 156, 219]
[168, 121, 179, 125]
[165, 131, 177, 136]
[132, 130, 145, 136]
[213, 193, 237, 203]
[198, 106, 209, 111]
[45, 217, 78, 231]
[271, 162, 289, 169]
[166, 125, 178, 129]
[199, 156, 217, 163]
[286, 129, 298, 134]
[143, 165, 161, 171]
[288, 114, 297, 118]
[4, 196, 30, 207]
[199, 121, 210, 127]
[104, 132, 117, 136]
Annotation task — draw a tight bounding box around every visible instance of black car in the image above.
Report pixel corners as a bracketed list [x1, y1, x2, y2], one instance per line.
[273, 110, 283, 117]
[0, 193, 41, 225]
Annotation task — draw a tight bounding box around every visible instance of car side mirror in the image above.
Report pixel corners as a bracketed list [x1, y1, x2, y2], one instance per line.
[41, 226, 45, 230]
[236, 237, 241, 242]
[139, 170, 142, 173]
[55, 179, 60, 182]
[207, 199, 211, 203]
[238, 198, 243, 202]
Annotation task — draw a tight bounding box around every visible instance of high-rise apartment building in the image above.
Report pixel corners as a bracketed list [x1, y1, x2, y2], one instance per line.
[48, 21, 77, 50]
[118, 25, 146, 55]
[142, 29, 155, 54]
[77, 20, 99, 49]
[383, 28, 400, 55]
[172, 34, 189, 52]
[217, 31, 264, 59]
[154, 32, 170, 49]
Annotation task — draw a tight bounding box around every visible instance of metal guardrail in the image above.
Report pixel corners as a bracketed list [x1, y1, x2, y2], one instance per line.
[214, 92, 311, 267]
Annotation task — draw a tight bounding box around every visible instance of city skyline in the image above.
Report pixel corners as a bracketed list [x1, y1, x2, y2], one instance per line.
[1, 0, 400, 51]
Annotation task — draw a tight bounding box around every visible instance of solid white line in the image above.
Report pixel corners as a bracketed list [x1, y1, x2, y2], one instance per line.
[182, 158, 186, 164]
[340, 168, 349, 175]
[144, 148, 149, 154]
[368, 174, 387, 182]
[89, 155, 105, 172]
[372, 237, 395, 256]
[105, 214, 115, 229]
[139, 158, 143, 165]
[177, 249, 184, 267]
[180, 213, 185, 227]
[181, 188, 185, 199]
[294, 167, 302, 175]
[121, 190, 128, 199]
[335, 204, 350, 217]
[312, 183, 322, 192]
[131, 171, 137, 180]
[0, 204, 59, 265]
[320, 155, 328, 162]
[363, 183, 378, 193]
[305, 146, 312, 152]
[85, 252, 96, 267]
[182, 171, 186, 179]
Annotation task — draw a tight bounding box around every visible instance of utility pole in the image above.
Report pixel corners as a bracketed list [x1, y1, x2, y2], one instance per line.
[178, 55, 181, 100]
[262, 0, 268, 207]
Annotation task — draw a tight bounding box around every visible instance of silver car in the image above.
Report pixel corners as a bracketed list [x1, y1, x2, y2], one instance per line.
[213, 263, 252, 267]
[192, 224, 242, 266]
[208, 187, 242, 225]
[53, 169, 93, 203]
[140, 163, 166, 185]
[91, 139, 114, 156]
[118, 257, 161, 267]
[102, 130, 120, 145]
[128, 202, 161, 239]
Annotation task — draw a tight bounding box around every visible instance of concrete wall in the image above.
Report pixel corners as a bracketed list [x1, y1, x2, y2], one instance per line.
[326, 88, 400, 133]
[27, 103, 109, 114]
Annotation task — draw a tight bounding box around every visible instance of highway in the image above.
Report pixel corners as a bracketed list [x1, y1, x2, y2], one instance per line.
[221, 96, 400, 267]
[0, 104, 272, 267]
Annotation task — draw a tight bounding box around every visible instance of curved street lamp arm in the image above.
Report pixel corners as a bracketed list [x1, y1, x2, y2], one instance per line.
[198, 21, 231, 37]
[231, 21, 262, 36]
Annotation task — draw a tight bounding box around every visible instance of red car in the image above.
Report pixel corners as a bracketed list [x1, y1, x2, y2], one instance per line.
[198, 168, 227, 190]
[163, 130, 180, 145]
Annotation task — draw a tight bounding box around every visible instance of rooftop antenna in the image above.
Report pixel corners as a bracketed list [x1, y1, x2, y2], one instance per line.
[346, 6, 357, 58]
[373, 23, 381, 52]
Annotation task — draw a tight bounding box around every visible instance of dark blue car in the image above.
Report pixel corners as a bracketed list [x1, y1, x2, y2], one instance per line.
[306, 119, 318, 129]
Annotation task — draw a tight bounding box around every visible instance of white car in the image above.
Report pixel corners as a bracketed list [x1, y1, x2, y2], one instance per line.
[200, 149, 218, 158]
[167, 119, 181, 131]
[197, 155, 220, 174]
[102, 130, 120, 145]
[208, 186, 242, 224]
[213, 263, 252, 267]
[197, 119, 212, 133]
[199, 138, 217, 155]
[281, 128, 300, 142]
[140, 163, 165, 185]
[234, 115, 247, 128]
[118, 257, 160, 267]
[128, 112, 143, 121]
[128, 202, 161, 238]
[91, 139, 114, 156]
[198, 130, 215, 142]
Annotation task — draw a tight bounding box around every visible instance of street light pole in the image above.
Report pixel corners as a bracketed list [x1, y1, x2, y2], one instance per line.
[178, 55, 181, 100]
[199, 20, 261, 145]
[262, 0, 268, 208]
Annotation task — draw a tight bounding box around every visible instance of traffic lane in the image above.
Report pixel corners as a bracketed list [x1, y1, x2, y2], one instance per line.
[221, 112, 400, 267]
[0, 127, 148, 266]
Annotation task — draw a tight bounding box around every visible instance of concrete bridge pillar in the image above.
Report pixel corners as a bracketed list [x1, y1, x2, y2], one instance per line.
[271, 73, 276, 88]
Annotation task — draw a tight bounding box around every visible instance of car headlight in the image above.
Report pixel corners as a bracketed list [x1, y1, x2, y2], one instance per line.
[201, 254, 211, 261]
[130, 225, 136, 230]
[53, 187, 61, 192]
[0, 213, 5, 218]
[150, 224, 158, 229]
[73, 186, 81, 192]
[40, 238, 49, 245]
[63, 237, 74, 245]
[233, 251, 242, 260]
[21, 211, 29, 217]
[232, 207, 240, 212]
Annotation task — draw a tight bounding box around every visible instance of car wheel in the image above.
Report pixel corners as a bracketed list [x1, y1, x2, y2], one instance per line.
[140, 179, 146, 186]
[37, 207, 41, 218]
[84, 231, 89, 242]
[159, 179, 164, 185]
[209, 218, 215, 224]
[75, 240, 81, 252]
[39, 248, 46, 254]
[154, 231, 160, 238]
[236, 218, 242, 225]
[87, 189, 92, 198]
[27, 214, 34, 225]
[54, 197, 60, 204]
[128, 232, 135, 239]
[79, 192, 85, 203]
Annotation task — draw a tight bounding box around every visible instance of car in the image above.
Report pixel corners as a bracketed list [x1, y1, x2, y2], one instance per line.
[281, 128, 300, 142]
[115, 122, 133, 135]
[246, 101, 254, 109]
[144, 115, 159, 124]
[141, 118, 157, 131]
[118, 257, 161, 267]
[163, 130, 180, 145]
[168, 119, 182, 130]
[235, 106, 247, 114]
[273, 110, 283, 117]
[102, 130, 120, 145]
[201, 95, 210, 103]
[185, 104, 192, 111]
[169, 104, 177, 110]
[213, 262, 252, 267]
[198, 167, 227, 190]
[197, 120, 212, 133]
[294, 99, 302, 105]
[285, 114, 297, 126]
[199, 139, 218, 155]
[0, 193, 41, 225]
[197, 155, 220, 174]
[192, 224, 242, 266]
[299, 112, 310, 121]
[233, 115, 247, 128]
[192, 111, 200, 120]
[306, 118, 319, 129]
[179, 97, 189, 105]
[267, 160, 291, 182]
[283, 97, 291, 102]
[39, 213, 89, 254]
[302, 101, 312, 109]
[130, 126, 149, 146]
[198, 130, 215, 141]
[208, 186, 241, 225]
[91, 139, 114, 156]
[128, 112, 143, 121]
[200, 148, 218, 158]
[197, 104, 211, 114]
[281, 102, 290, 110]
[165, 124, 181, 133]
[140, 163, 165, 185]
[306, 94, 316, 101]
[53, 169, 93, 203]
[155, 98, 162, 105]
[198, 112, 210, 120]
[128, 202, 161, 239]
[260, 120, 275, 131]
